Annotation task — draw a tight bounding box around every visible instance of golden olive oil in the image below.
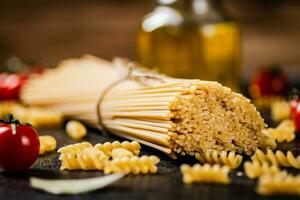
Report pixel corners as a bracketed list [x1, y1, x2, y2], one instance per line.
[137, 0, 241, 91]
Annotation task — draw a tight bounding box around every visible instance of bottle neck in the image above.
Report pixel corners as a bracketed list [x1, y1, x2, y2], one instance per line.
[157, 0, 231, 23]
[157, 0, 216, 14]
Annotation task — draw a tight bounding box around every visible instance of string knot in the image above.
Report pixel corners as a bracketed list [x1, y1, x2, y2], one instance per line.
[96, 58, 166, 134]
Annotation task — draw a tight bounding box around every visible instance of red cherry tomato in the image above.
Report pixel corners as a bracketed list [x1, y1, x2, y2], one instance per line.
[294, 104, 300, 133]
[250, 66, 288, 97]
[0, 115, 40, 171]
[290, 100, 299, 118]
[0, 73, 26, 100]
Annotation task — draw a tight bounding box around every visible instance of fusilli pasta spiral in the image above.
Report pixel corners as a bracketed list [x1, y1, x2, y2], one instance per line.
[111, 148, 134, 159]
[252, 149, 300, 169]
[244, 160, 280, 179]
[271, 101, 291, 121]
[104, 155, 160, 175]
[59, 147, 109, 170]
[57, 142, 93, 154]
[180, 164, 230, 184]
[195, 150, 243, 169]
[39, 135, 57, 155]
[257, 172, 300, 196]
[95, 141, 141, 157]
[263, 119, 295, 143]
[260, 133, 277, 150]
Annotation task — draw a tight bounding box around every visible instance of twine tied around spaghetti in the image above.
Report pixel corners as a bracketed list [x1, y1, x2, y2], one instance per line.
[96, 59, 166, 134]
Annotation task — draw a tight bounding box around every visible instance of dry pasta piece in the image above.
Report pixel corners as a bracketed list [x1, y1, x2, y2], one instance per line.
[271, 100, 291, 121]
[59, 147, 109, 171]
[0, 101, 63, 129]
[26, 107, 63, 128]
[111, 148, 134, 159]
[195, 150, 243, 169]
[104, 155, 160, 175]
[65, 120, 87, 140]
[263, 119, 295, 143]
[57, 142, 93, 154]
[95, 141, 141, 157]
[39, 135, 57, 155]
[244, 160, 280, 179]
[257, 172, 300, 196]
[180, 164, 230, 184]
[252, 149, 300, 169]
[260, 132, 277, 150]
[253, 96, 284, 110]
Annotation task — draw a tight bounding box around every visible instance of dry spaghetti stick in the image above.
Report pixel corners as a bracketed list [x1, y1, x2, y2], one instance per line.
[107, 125, 170, 146]
[103, 120, 169, 134]
[111, 132, 172, 154]
[106, 118, 173, 129]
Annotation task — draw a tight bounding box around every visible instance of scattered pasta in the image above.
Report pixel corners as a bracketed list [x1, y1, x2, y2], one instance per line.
[271, 100, 291, 121]
[65, 120, 87, 140]
[57, 141, 156, 173]
[95, 141, 141, 157]
[253, 96, 284, 110]
[180, 164, 230, 184]
[260, 132, 277, 150]
[57, 142, 93, 154]
[39, 135, 57, 155]
[111, 148, 134, 159]
[252, 149, 300, 169]
[195, 150, 243, 169]
[244, 160, 280, 179]
[0, 101, 63, 129]
[59, 147, 109, 171]
[104, 155, 160, 175]
[263, 119, 295, 143]
[257, 172, 300, 196]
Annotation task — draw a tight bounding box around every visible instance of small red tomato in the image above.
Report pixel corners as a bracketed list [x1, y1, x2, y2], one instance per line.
[0, 115, 40, 171]
[249, 66, 289, 98]
[294, 104, 300, 133]
[0, 73, 29, 100]
[290, 100, 299, 118]
[0, 74, 24, 100]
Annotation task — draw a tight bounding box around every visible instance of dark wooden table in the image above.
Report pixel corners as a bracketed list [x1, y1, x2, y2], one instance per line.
[0, 122, 299, 200]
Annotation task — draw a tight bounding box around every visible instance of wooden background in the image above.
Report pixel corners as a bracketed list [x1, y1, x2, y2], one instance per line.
[0, 0, 300, 81]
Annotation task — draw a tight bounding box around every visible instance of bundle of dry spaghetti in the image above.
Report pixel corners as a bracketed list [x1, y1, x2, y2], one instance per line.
[21, 55, 271, 157]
